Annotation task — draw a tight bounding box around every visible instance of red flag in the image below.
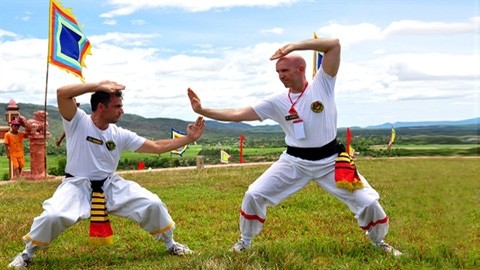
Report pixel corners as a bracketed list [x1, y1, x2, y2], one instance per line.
[346, 127, 352, 155]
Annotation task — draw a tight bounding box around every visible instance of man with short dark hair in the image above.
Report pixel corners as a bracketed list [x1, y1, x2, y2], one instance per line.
[8, 80, 205, 269]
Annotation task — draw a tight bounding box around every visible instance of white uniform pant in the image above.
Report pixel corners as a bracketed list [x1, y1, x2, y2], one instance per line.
[239, 153, 389, 244]
[22, 175, 175, 251]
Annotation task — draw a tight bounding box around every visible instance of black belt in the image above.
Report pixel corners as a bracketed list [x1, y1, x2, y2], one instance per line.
[286, 139, 344, 161]
[65, 173, 108, 183]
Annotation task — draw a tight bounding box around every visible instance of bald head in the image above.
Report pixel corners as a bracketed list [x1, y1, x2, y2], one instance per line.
[276, 54, 306, 69]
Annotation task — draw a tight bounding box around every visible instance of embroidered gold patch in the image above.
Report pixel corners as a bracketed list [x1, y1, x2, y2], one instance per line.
[105, 140, 116, 151]
[311, 101, 324, 113]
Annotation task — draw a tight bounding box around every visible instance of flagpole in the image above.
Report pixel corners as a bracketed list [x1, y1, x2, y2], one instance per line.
[43, 1, 53, 179]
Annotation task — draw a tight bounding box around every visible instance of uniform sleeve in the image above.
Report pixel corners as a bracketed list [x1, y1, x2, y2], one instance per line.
[62, 109, 87, 136]
[313, 66, 336, 97]
[252, 94, 285, 123]
[117, 127, 146, 152]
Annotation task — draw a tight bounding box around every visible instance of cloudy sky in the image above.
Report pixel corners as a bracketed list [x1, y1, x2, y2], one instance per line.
[0, 0, 478, 128]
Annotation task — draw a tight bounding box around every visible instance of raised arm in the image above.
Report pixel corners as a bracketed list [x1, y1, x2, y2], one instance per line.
[187, 88, 260, 122]
[57, 81, 125, 121]
[270, 38, 341, 77]
[136, 116, 205, 154]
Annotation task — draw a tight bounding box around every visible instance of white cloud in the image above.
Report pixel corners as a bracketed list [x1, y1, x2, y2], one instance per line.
[14, 11, 32, 22]
[0, 29, 18, 39]
[101, 0, 299, 17]
[16, 16, 30, 22]
[318, 16, 480, 46]
[0, 38, 52, 103]
[103, 19, 117, 26]
[131, 19, 146, 26]
[260, 27, 284, 35]
[336, 51, 479, 110]
[387, 53, 480, 79]
[318, 22, 384, 45]
[90, 32, 161, 47]
[384, 16, 480, 35]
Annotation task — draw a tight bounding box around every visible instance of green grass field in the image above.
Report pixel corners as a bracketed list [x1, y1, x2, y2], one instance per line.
[1, 158, 478, 269]
[2, 143, 477, 179]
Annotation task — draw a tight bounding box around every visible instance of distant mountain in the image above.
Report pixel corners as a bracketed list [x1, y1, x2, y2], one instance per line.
[1, 103, 477, 140]
[205, 120, 282, 133]
[205, 120, 253, 130]
[365, 118, 480, 129]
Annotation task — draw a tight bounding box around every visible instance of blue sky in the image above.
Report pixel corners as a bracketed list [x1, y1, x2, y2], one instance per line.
[0, 0, 478, 128]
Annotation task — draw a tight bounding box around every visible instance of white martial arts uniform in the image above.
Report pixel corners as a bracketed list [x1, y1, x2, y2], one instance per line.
[240, 67, 389, 245]
[21, 109, 176, 252]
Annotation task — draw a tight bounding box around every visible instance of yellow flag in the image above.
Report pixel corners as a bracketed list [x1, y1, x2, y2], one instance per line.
[387, 127, 396, 148]
[171, 129, 188, 156]
[220, 150, 231, 164]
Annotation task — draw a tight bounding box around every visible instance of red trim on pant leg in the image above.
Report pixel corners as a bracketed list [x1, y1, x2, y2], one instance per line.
[360, 216, 389, 230]
[241, 210, 265, 223]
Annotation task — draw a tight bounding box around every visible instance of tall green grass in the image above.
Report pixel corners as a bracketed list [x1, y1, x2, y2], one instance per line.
[1, 158, 479, 269]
